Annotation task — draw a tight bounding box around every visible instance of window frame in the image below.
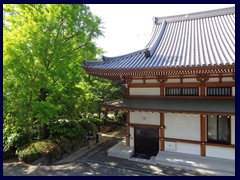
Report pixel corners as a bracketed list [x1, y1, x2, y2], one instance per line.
[206, 87, 232, 96]
[165, 87, 199, 96]
[207, 115, 231, 145]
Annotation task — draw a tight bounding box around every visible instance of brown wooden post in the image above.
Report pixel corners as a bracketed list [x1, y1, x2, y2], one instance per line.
[160, 113, 165, 151]
[201, 114, 206, 156]
[200, 84, 205, 97]
[126, 111, 130, 146]
[160, 85, 164, 96]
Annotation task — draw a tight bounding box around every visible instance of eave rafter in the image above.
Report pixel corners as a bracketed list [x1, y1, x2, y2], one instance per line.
[85, 65, 235, 81]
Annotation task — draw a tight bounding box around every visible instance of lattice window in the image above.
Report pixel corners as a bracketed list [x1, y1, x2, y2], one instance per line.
[207, 87, 231, 96]
[165, 87, 199, 96]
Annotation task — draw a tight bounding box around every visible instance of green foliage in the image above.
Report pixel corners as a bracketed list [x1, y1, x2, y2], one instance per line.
[16, 140, 61, 163]
[52, 136, 76, 154]
[91, 117, 104, 127]
[3, 4, 105, 140]
[3, 4, 124, 159]
[48, 119, 85, 140]
[79, 118, 97, 133]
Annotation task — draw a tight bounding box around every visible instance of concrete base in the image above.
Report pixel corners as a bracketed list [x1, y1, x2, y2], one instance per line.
[156, 151, 235, 175]
[107, 141, 134, 159]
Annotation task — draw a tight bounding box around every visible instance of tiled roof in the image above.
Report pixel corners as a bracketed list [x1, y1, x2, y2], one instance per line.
[84, 7, 235, 71]
[101, 98, 235, 114]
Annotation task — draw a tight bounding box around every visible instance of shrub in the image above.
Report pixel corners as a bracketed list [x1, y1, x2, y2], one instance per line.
[91, 117, 104, 127]
[3, 130, 31, 160]
[52, 136, 75, 154]
[49, 119, 85, 141]
[79, 118, 97, 134]
[16, 140, 61, 163]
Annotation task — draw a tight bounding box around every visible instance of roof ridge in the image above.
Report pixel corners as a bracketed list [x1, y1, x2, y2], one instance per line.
[102, 48, 148, 62]
[155, 6, 235, 23]
[144, 20, 167, 58]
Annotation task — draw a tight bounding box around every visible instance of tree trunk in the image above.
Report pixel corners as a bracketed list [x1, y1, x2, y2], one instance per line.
[40, 123, 49, 139]
[39, 88, 49, 139]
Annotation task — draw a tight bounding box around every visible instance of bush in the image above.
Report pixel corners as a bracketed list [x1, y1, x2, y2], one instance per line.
[49, 119, 85, 141]
[52, 136, 75, 154]
[91, 117, 104, 127]
[79, 118, 97, 133]
[16, 140, 61, 163]
[3, 130, 31, 160]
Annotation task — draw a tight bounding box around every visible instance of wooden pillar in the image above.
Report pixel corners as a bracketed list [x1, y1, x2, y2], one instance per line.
[125, 86, 130, 97]
[200, 84, 205, 97]
[160, 85, 164, 96]
[160, 113, 165, 151]
[201, 114, 206, 156]
[126, 111, 130, 146]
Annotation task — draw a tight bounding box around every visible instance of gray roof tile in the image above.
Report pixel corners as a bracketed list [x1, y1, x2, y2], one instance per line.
[101, 98, 235, 114]
[84, 7, 235, 71]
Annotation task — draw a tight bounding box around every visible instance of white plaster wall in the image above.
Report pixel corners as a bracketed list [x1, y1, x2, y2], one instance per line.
[130, 111, 160, 125]
[206, 146, 235, 160]
[183, 78, 198, 83]
[165, 113, 201, 141]
[129, 88, 160, 96]
[130, 127, 134, 147]
[165, 141, 200, 155]
[166, 79, 180, 83]
[132, 79, 143, 84]
[208, 77, 219, 82]
[232, 87, 235, 96]
[145, 79, 158, 83]
[222, 77, 234, 82]
[231, 116, 235, 145]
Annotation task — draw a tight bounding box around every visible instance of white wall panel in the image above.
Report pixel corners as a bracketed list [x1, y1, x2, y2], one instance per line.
[130, 127, 134, 147]
[183, 78, 198, 83]
[165, 113, 200, 141]
[208, 77, 219, 82]
[232, 87, 235, 96]
[130, 88, 160, 96]
[222, 77, 234, 82]
[164, 141, 200, 155]
[231, 116, 235, 145]
[166, 79, 181, 83]
[145, 79, 158, 83]
[130, 111, 160, 125]
[132, 79, 143, 84]
[206, 146, 235, 160]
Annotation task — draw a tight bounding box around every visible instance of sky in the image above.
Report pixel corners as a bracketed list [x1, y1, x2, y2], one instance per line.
[88, 4, 234, 57]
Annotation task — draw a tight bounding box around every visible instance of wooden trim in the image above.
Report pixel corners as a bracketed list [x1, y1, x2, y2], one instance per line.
[206, 115, 231, 145]
[160, 85, 164, 96]
[101, 105, 235, 116]
[164, 137, 235, 148]
[160, 113, 165, 151]
[164, 138, 201, 145]
[130, 73, 234, 80]
[126, 111, 130, 146]
[126, 95, 235, 100]
[205, 143, 235, 148]
[129, 82, 235, 88]
[85, 65, 235, 75]
[200, 84, 205, 97]
[129, 123, 160, 129]
[201, 115, 206, 156]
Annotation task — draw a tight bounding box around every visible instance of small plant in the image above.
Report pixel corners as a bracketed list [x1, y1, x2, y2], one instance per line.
[16, 140, 61, 163]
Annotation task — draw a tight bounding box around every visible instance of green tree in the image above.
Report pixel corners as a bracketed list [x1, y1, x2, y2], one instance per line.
[3, 4, 103, 138]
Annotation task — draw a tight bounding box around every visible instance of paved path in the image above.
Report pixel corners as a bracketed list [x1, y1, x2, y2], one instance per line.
[3, 127, 229, 176]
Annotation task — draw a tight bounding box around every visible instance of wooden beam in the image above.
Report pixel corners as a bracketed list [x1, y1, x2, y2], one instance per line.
[126, 111, 130, 146]
[160, 113, 165, 151]
[201, 115, 206, 156]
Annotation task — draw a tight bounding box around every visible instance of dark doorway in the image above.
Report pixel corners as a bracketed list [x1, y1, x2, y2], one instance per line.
[134, 127, 159, 157]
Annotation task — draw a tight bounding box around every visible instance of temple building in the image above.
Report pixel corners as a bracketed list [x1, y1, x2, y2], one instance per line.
[83, 7, 235, 162]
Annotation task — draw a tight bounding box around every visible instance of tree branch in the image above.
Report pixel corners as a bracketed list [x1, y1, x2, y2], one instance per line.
[73, 42, 88, 51]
